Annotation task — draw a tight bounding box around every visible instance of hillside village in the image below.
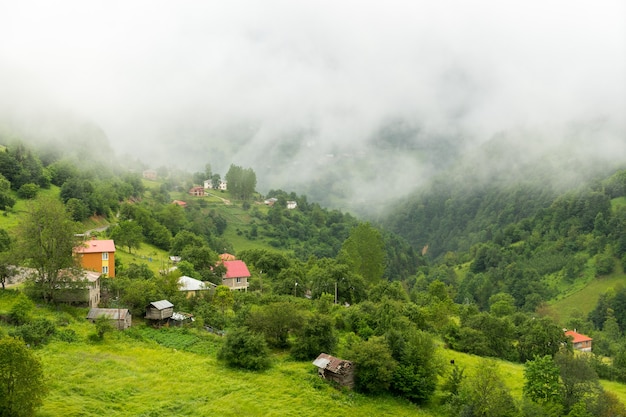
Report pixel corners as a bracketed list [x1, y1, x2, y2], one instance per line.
[1, 140, 626, 417]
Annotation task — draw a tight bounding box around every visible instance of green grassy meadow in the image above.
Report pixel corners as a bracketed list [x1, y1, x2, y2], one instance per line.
[2, 290, 626, 417]
[544, 265, 626, 325]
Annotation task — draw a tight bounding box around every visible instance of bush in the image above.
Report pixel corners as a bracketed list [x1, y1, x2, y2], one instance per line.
[10, 317, 56, 346]
[0, 337, 47, 416]
[17, 183, 39, 199]
[9, 293, 34, 325]
[55, 328, 79, 343]
[218, 327, 271, 371]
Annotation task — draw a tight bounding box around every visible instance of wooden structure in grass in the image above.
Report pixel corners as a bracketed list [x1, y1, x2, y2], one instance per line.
[312, 353, 354, 389]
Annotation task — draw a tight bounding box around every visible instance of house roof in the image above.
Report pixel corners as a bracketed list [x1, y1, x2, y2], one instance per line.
[58, 269, 101, 282]
[172, 200, 187, 207]
[220, 253, 236, 261]
[75, 239, 116, 254]
[313, 353, 352, 374]
[148, 300, 174, 310]
[87, 308, 130, 320]
[565, 330, 592, 343]
[178, 276, 214, 291]
[223, 260, 251, 279]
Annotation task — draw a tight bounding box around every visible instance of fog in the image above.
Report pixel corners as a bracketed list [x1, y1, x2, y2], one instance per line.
[1, 1, 625, 211]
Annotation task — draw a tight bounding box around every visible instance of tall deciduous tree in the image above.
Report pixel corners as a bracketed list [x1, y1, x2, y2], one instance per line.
[109, 220, 143, 254]
[17, 196, 81, 302]
[524, 355, 562, 406]
[0, 337, 47, 417]
[454, 359, 517, 417]
[225, 164, 256, 200]
[339, 222, 385, 286]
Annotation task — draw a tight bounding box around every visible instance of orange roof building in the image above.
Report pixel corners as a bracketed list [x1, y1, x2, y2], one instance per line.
[74, 239, 116, 277]
[565, 330, 592, 352]
[219, 253, 236, 261]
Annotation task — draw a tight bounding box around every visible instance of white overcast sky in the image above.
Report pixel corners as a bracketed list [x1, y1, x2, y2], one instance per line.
[0, 0, 625, 178]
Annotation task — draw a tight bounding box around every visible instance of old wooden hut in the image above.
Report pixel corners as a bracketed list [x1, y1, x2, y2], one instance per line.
[86, 308, 132, 330]
[312, 353, 354, 389]
[145, 300, 174, 320]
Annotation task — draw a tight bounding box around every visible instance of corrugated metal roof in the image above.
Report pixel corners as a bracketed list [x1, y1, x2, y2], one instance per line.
[87, 308, 130, 320]
[313, 353, 352, 374]
[178, 276, 208, 291]
[149, 300, 174, 310]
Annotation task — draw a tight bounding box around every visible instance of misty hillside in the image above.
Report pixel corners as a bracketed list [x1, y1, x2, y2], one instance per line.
[380, 129, 626, 258]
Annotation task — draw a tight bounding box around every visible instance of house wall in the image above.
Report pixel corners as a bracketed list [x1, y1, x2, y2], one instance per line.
[56, 280, 100, 307]
[574, 341, 592, 352]
[80, 252, 115, 277]
[222, 277, 248, 290]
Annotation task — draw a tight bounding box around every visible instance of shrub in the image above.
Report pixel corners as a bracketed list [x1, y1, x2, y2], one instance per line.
[17, 183, 39, 199]
[10, 317, 56, 346]
[218, 327, 271, 371]
[9, 293, 34, 325]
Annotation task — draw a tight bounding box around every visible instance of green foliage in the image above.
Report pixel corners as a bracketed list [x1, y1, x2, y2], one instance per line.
[452, 359, 518, 417]
[9, 293, 34, 325]
[225, 164, 257, 200]
[351, 336, 396, 394]
[94, 315, 114, 340]
[246, 302, 304, 348]
[595, 246, 616, 276]
[339, 222, 386, 285]
[555, 351, 602, 413]
[0, 174, 15, 211]
[524, 355, 562, 405]
[17, 183, 39, 199]
[10, 317, 56, 346]
[388, 329, 440, 404]
[16, 196, 81, 302]
[291, 313, 337, 361]
[0, 337, 47, 417]
[109, 220, 143, 254]
[218, 327, 271, 371]
[517, 316, 567, 362]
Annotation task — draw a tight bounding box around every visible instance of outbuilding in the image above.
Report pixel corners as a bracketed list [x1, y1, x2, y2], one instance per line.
[312, 353, 354, 389]
[145, 300, 174, 320]
[86, 308, 132, 330]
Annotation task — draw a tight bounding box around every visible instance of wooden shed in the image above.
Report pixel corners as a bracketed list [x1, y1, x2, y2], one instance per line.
[145, 300, 174, 320]
[87, 308, 132, 330]
[313, 353, 354, 389]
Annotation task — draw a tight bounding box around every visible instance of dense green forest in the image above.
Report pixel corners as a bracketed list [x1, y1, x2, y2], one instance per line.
[1, 133, 626, 417]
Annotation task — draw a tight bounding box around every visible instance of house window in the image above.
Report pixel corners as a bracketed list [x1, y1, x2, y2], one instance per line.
[102, 266, 109, 275]
[236, 277, 241, 283]
[102, 252, 109, 261]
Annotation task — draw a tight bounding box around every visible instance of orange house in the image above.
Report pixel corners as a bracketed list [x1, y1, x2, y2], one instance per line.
[74, 239, 116, 277]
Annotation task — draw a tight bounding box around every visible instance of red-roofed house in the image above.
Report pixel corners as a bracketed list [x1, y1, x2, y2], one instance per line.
[565, 330, 593, 352]
[172, 200, 187, 208]
[222, 260, 250, 291]
[74, 239, 116, 277]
